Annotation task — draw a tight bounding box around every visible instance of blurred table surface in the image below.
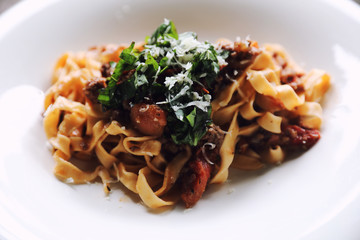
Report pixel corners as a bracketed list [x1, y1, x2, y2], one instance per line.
[1, 0, 360, 14]
[0, 0, 21, 14]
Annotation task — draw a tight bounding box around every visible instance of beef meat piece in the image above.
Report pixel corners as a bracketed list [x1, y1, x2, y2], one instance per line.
[248, 124, 320, 152]
[100, 62, 134, 83]
[101, 63, 112, 78]
[282, 125, 320, 150]
[180, 149, 213, 208]
[214, 41, 261, 97]
[83, 77, 107, 103]
[273, 52, 305, 94]
[199, 124, 226, 156]
[180, 124, 226, 208]
[130, 103, 167, 136]
[219, 41, 260, 80]
[280, 68, 305, 94]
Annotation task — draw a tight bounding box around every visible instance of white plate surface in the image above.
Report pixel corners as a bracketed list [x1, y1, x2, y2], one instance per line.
[1, 0, 360, 239]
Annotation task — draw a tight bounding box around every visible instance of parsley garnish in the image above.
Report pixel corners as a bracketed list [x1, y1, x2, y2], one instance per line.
[98, 19, 228, 146]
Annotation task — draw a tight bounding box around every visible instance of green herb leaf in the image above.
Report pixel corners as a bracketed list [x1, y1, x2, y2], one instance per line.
[169, 107, 211, 146]
[112, 42, 136, 81]
[145, 54, 159, 74]
[186, 108, 196, 127]
[190, 45, 222, 87]
[120, 42, 137, 64]
[148, 19, 178, 46]
[134, 73, 148, 88]
[98, 42, 138, 107]
[159, 56, 169, 68]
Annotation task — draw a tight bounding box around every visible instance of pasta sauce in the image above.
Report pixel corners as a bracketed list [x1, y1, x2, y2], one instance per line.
[43, 20, 330, 209]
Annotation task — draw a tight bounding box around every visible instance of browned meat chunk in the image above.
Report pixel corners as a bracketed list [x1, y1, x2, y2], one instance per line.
[101, 63, 113, 78]
[83, 77, 107, 103]
[130, 103, 167, 136]
[272, 52, 305, 94]
[282, 125, 320, 150]
[200, 124, 226, 156]
[214, 41, 261, 97]
[180, 150, 213, 208]
[180, 124, 225, 208]
[219, 41, 260, 79]
[249, 124, 321, 152]
[201, 124, 225, 143]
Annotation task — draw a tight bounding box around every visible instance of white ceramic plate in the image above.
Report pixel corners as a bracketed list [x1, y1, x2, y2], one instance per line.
[1, 0, 360, 239]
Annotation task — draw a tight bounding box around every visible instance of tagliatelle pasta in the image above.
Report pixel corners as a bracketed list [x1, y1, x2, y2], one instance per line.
[43, 20, 330, 209]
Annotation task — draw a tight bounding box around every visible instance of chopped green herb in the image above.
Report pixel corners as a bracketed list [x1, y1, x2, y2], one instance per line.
[97, 19, 228, 146]
[186, 108, 196, 127]
[148, 19, 178, 46]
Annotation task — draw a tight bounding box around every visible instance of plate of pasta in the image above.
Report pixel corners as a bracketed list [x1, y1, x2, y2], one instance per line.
[1, 0, 360, 239]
